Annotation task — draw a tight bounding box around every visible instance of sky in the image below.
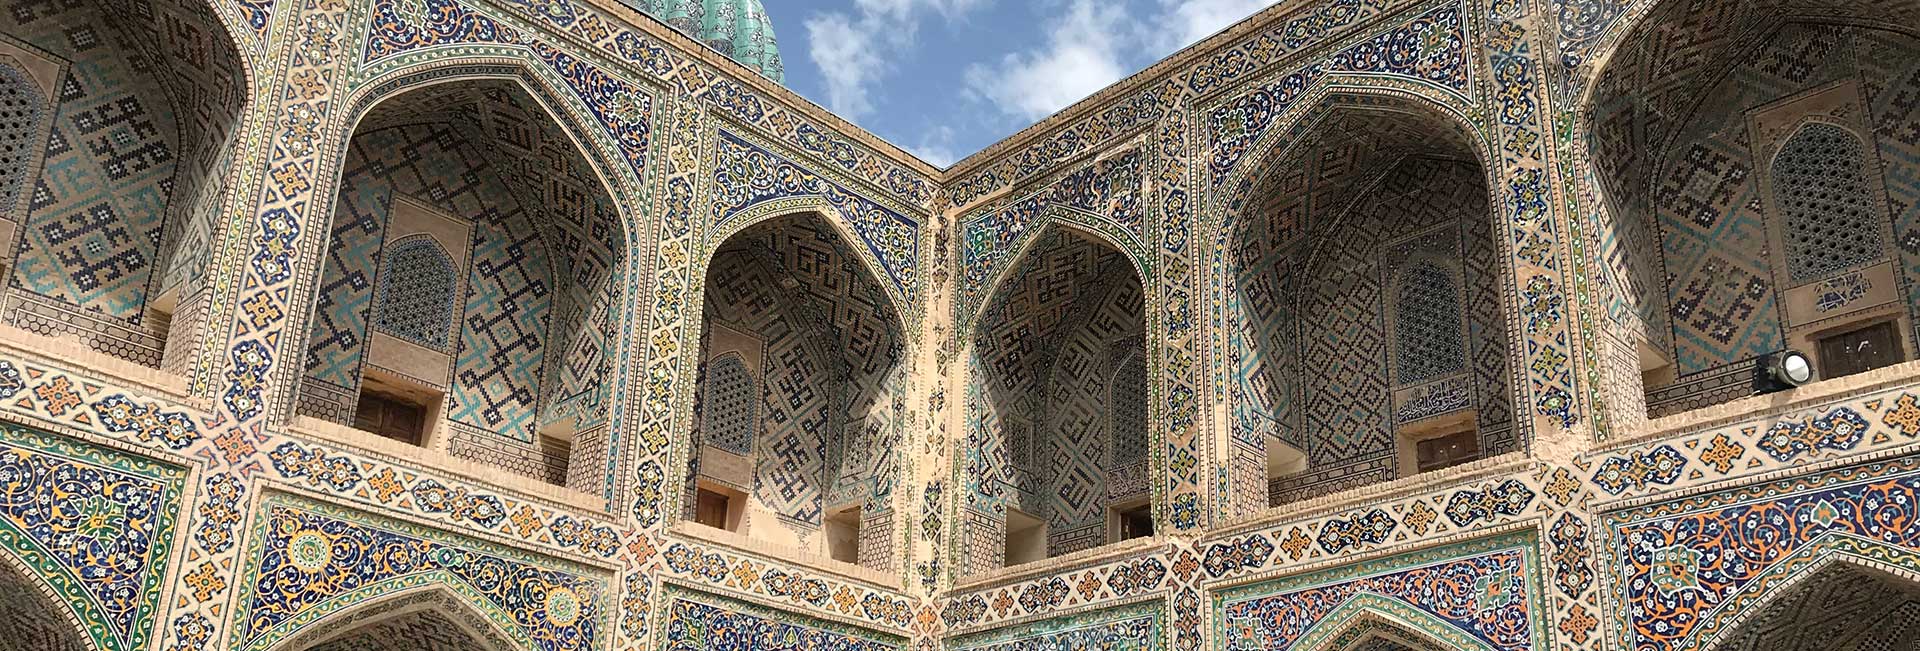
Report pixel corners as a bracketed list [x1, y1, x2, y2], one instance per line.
[760, 0, 1283, 168]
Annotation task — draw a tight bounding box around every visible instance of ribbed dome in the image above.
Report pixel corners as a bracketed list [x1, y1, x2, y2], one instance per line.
[639, 0, 784, 83]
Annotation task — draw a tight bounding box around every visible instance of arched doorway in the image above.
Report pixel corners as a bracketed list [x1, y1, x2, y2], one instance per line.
[1705, 562, 1920, 651]
[962, 223, 1149, 572]
[296, 76, 627, 496]
[683, 211, 909, 571]
[1220, 93, 1515, 508]
[1584, 0, 1920, 420]
[0, 559, 88, 651]
[0, 0, 248, 371]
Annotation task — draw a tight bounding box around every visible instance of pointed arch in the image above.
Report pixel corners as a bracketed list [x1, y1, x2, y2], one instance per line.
[1210, 83, 1521, 511]
[965, 218, 1149, 332]
[294, 57, 642, 502]
[261, 583, 520, 651]
[703, 201, 915, 334]
[1292, 593, 1497, 651]
[0, 546, 91, 651]
[1686, 536, 1920, 651]
[678, 207, 912, 567]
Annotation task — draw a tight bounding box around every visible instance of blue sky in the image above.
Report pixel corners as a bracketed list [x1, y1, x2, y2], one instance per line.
[761, 0, 1281, 167]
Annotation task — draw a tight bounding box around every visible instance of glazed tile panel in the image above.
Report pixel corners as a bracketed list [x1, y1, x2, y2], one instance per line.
[1602, 456, 1920, 651]
[947, 601, 1164, 651]
[1213, 532, 1547, 651]
[234, 492, 612, 651]
[0, 422, 187, 651]
[659, 584, 906, 650]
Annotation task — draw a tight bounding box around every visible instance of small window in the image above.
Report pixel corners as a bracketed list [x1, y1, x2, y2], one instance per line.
[824, 504, 862, 564]
[354, 391, 427, 446]
[1112, 501, 1154, 542]
[1415, 429, 1481, 473]
[1817, 320, 1904, 380]
[1004, 508, 1048, 567]
[694, 487, 734, 530]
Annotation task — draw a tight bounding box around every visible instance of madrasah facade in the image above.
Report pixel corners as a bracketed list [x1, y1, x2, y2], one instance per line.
[0, 0, 1916, 649]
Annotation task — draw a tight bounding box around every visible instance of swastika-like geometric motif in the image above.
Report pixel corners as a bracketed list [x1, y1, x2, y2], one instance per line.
[0, 61, 42, 220]
[1774, 122, 1884, 284]
[374, 236, 458, 351]
[0, 0, 243, 369]
[699, 352, 757, 456]
[0, 422, 187, 651]
[698, 213, 906, 535]
[1591, 19, 1920, 412]
[967, 225, 1145, 556]
[5, 19, 174, 320]
[1394, 259, 1467, 386]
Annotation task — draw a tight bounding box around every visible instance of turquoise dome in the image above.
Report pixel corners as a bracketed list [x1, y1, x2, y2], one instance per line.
[638, 0, 784, 83]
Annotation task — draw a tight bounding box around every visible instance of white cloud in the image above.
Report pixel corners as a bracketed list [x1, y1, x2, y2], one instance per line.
[806, 0, 990, 119]
[962, 0, 1131, 121]
[907, 125, 961, 167]
[1151, 0, 1280, 53]
[965, 0, 1279, 121]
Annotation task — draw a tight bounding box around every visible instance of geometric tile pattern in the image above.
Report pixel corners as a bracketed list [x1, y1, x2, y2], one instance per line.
[1230, 153, 1512, 504]
[698, 351, 756, 456]
[964, 225, 1145, 558]
[1591, 20, 1920, 399]
[0, 0, 243, 367]
[1709, 565, 1920, 651]
[947, 600, 1160, 651]
[306, 609, 503, 651]
[698, 212, 906, 534]
[1773, 122, 1884, 285]
[373, 235, 458, 350]
[0, 558, 89, 651]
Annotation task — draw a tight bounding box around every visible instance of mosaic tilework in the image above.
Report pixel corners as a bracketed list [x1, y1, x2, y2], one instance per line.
[0, 557, 89, 651]
[940, 548, 1172, 634]
[1710, 565, 1920, 651]
[1601, 456, 1920, 651]
[947, 600, 1162, 651]
[710, 130, 920, 309]
[963, 224, 1147, 559]
[1226, 154, 1513, 504]
[1587, 17, 1920, 416]
[233, 492, 610, 651]
[1213, 532, 1545, 651]
[0, 421, 186, 651]
[958, 146, 1148, 320]
[660, 584, 904, 651]
[696, 212, 906, 536]
[656, 538, 916, 633]
[697, 351, 756, 455]
[374, 235, 458, 350]
[0, 0, 245, 368]
[0, 60, 44, 222]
